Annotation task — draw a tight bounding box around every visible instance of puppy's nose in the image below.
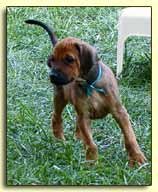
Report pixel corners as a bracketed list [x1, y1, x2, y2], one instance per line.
[49, 70, 58, 78]
[49, 69, 72, 85]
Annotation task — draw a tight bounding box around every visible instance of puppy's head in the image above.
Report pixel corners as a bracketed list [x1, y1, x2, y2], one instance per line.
[48, 37, 98, 85]
[25, 20, 98, 86]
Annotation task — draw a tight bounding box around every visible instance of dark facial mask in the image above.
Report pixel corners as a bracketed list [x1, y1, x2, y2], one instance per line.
[49, 69, 72, 85]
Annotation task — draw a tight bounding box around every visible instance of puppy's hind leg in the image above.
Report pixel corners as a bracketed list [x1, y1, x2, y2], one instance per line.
[111, 103, 146, 166]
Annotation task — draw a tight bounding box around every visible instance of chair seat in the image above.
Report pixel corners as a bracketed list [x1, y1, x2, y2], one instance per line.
[121, 7, 151, 18]
[119, 7, 151, 37]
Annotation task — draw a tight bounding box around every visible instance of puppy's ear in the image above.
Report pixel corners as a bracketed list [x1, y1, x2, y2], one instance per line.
[75, 42, 98, 77]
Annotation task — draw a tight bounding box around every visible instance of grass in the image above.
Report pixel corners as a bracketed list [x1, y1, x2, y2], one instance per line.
[7, 7, 151, 185]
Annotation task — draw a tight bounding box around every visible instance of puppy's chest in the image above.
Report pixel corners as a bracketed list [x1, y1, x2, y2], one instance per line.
[88, 92, 109, 119]
[63, 83, 108, 119]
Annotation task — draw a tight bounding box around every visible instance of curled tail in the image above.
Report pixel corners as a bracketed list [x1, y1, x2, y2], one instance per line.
[25, 19, 58, 46]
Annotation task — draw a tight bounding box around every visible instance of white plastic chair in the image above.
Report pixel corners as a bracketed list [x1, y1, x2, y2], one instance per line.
[116, 7, 151, 78]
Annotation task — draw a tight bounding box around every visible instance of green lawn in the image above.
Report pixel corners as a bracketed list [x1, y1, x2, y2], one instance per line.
[7, 7, 151, 185]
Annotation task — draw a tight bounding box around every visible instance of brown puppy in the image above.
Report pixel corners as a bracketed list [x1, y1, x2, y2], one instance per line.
[25, 20, 146, 166]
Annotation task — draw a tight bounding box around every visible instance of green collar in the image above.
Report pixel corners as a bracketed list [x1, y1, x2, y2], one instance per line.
[86, 64, 105, 96]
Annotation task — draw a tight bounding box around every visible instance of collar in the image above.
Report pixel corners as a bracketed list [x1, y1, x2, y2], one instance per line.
[86, 64, 105, 96]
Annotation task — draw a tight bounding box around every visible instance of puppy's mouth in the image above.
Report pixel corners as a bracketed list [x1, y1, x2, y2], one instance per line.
[49, 69, 73, 86]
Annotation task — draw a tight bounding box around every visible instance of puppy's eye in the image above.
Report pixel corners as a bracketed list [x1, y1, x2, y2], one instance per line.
[51, 55, 55, 62]
[47, 55, 55, 68]
[64, 55, 74, 64]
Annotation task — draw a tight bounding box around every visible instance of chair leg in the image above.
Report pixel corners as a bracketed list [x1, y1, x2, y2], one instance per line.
[116, 38, 125, 78]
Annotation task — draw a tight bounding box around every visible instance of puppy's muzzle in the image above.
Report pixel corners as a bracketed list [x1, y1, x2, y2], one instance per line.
[49, 69, 73, 85]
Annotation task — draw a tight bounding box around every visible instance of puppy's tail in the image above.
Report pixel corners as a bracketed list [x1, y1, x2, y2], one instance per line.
[25, 19, 58, 46]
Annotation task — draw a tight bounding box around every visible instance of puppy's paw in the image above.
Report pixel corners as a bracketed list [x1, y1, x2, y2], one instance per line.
[129, 150, 147, 167]
[86, 147, 98, 161]
[53, 132, 65, 140]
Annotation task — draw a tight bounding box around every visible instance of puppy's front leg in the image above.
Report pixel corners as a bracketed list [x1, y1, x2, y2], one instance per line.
[76, 114, 98, 161]
[52, 87, 67, 140]
[75, 115, 82, 140]
[111, 104, 146, 166]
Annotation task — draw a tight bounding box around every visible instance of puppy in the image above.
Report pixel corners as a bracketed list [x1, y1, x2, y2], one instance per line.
[25, 19, 146, 166]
